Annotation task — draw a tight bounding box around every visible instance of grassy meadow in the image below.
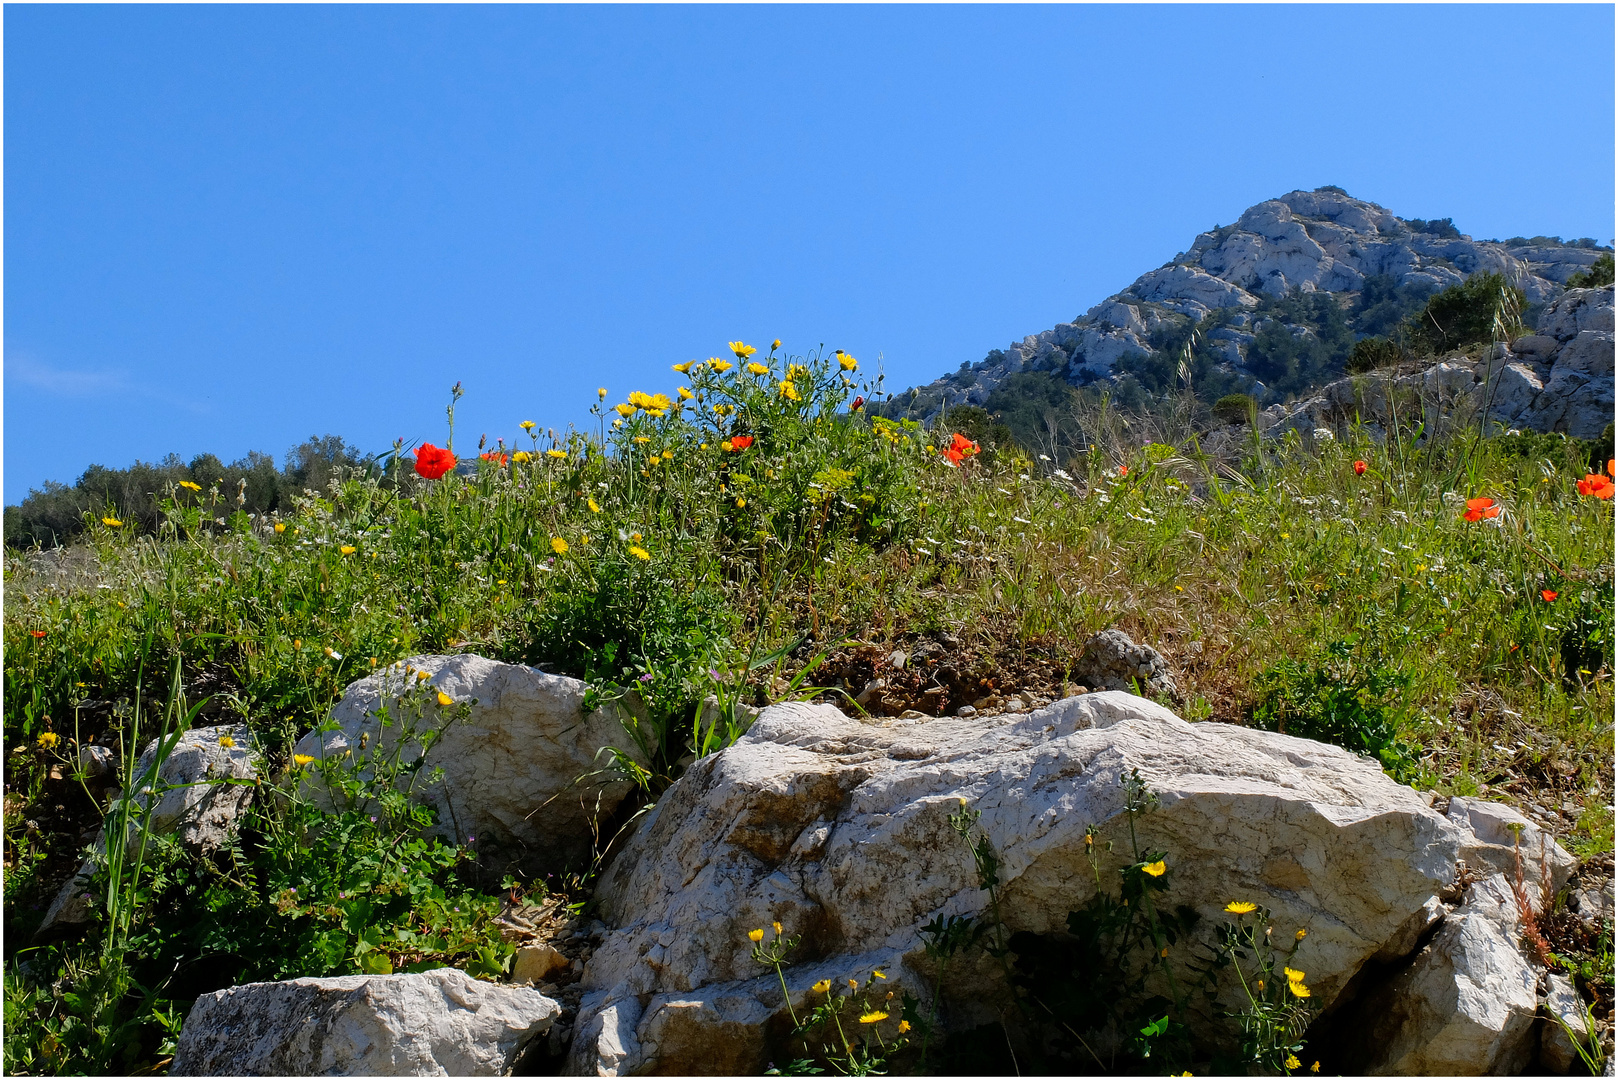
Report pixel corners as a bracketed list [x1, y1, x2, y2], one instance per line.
[3, 341, 1613, 1073]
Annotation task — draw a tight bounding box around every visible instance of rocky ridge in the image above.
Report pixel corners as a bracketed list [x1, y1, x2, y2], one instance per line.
[899, 188, 1608, 417]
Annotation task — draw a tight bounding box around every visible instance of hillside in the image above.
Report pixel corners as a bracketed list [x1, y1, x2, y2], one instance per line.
[885, 188, 1610, 421]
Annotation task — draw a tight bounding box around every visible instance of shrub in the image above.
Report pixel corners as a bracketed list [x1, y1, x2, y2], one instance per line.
[1344, 336, 1408, 374]
[1404, 272, 1525, 356]
[1211, 393, 1258, 426]
[1566, 253, 1614, 290]
[1252, 639, 1419, 781]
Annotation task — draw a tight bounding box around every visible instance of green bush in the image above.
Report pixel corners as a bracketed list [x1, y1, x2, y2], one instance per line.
[1252, 639, 1419, 781]
[1404, 272, 1525, 356]
[1211, 393, 1257, 426]
[1344, 336, 1408, 374]
[1566, 253, 1614, 290]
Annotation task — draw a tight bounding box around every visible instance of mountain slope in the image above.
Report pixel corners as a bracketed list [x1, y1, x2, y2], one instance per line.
[890, 188, 1608, 419]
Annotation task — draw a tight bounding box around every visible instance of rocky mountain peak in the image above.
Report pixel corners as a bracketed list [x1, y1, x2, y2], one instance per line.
[895, 188, 1610, 419]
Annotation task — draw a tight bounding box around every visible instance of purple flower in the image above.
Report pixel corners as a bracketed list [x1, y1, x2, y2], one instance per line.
[369, 815, 378, 823]
[467, 835, 476, 844]
[638, 673, 654, 683]
[338, 892, 347, 899]
[708, 668, 722, 681]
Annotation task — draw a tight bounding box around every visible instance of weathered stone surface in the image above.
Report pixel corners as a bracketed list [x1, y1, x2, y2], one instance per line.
[40, 723, 257, 934]
[512, 944, 569, 985]
[291, 655, 647, 862]
[172, 967, 559, 1076]
[1352, 874, 1540, 1075]
[1446, 795, 1577, 904]
[1072, 628, 1178, 699]
[568, 694, 1465, 1075]
[1539, 972, 1589, 1075]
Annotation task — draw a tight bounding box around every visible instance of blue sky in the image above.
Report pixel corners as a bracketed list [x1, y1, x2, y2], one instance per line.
[6, 4, 1613, 503]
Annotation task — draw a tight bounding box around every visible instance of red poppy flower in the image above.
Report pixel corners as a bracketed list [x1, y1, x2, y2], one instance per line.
[30, 630, 46, 639]
[944, 446, 965, 465]
[949, 433, 980, 457]
[1353, 460, 1367, 476]
[1462, 497, 1499, 521]
[1118, 465, 1129, 477]
[1577, 473, 1616, 499]
[479, 452, 509, 467]
[414, 443, 457, 480]
[849, 396, 865, 412]
[728, 435, 754, 451]
[1608, 458, 1615, 478]
[1541, 589, 1558, 602]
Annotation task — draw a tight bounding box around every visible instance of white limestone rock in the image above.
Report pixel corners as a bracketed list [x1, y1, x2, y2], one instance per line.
[39, 723, 258, 934]
[567, 694, 1465, 1075]
[171, 967, 559, 1076]
[1355, 873, 1540, 1076]
[292, 655, 648, 862]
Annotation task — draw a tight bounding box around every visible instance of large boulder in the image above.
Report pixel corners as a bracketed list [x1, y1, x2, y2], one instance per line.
[39, 723, 257, 935]
[1336, 873, 1540, 1075]
[171, 967, 559, 1076]
[291, 655, 648, 864]
[567, 693, 1466, 1075]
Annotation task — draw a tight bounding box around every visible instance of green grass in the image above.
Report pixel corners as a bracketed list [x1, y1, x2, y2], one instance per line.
[3, 341, 1613, 1074]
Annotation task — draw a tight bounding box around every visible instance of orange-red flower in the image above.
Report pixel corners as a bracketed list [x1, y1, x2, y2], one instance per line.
[479, 451, 509, 467]
[30, 630, 46, 639]
[1577, 473, 1615, 499]
[850, 396, 865, 412]
[728, 435, 754, 451]
[1608, 458, 1615, 478]
[1462, 497, 1500, 521]
[1118, 465, 1129, 477]
[1541, 589, 1558, 602]
[943, 432, 981, 466]
[414, 443, 457, 480]
[1353, 460, 1367, 475]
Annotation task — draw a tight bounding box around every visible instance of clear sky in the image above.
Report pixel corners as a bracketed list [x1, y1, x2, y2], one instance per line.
[5, 4, 1613, 503]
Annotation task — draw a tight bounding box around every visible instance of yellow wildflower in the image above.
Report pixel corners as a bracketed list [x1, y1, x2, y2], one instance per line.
[1287, 979, 1310, 999]
[1310, 1063, 1320, 1074]
[672, 361, 694, 373]
[635, 436, 650, 444]
[872, 969, 886, 980]
[1296, 928, 1307, 940]
[778, 381, 801, 402]
[614, 403, 636, 417]
[1225, 901, 1257, 914]
[735, 497, 746, 508]
[848, 978, 859, 989]
[588, 498, 602, 513]
[36, 732, 59, 749]
[858, 1011, 889, 1024]
[218, 735, 236, 749]
[812, 979, 832, 994]
[340, 545, 357, 555]
[598, 387, 608, 399]
[520, 420, 536, 431]
[629, 546, 651, 561]
[547, 449, 567, 460]
[648, 393, 673, 410]
[709, 358, 733, 373]
[898, 1020, 911, 1034]
[714, 403, 734, 416]
[746, 362, 769, 375]
[839, 352, 857, 371]
[771, 338, 781, 350]
[294, 753, 315, 766]
[1283, 966, 1305, 983]
[551, 538, 569, 555]
[179, 480, 202, 491]
[1285, 1055, 1301, 1070]
[102, 517, 123, 527]
[678, 386, 694, 400]
[1142, 860, 1167, 877]
[436, 691, 453, 707]
[729, 341, 757, 360]
[772, 921, 783, 935]
[512, 451, 531, 463]
[748, 928, 764, 943]
[274, 522, 287, 533]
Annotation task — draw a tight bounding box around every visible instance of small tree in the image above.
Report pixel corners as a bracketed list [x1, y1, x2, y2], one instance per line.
[1404, 272, 1525, 356]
